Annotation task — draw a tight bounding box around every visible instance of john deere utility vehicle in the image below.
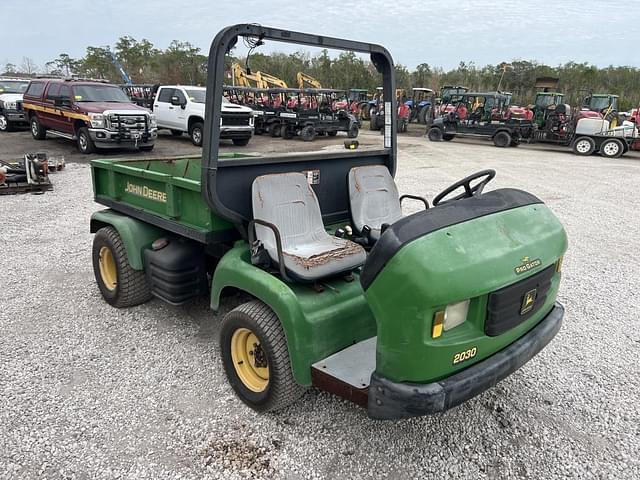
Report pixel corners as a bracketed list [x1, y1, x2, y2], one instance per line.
[90, 25, 567, 419]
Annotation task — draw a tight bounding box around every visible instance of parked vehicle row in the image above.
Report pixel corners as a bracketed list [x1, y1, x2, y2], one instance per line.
[427, 88, 640, 158]
[223, 86, 359, 142]
[0, 77, 257, 153]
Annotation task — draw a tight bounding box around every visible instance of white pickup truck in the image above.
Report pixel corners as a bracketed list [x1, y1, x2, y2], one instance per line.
[153, 85, 254, 146]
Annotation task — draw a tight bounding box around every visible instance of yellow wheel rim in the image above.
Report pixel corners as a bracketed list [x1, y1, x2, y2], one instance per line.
[230, 328, 269, 392]
[98, 246, 117, 291]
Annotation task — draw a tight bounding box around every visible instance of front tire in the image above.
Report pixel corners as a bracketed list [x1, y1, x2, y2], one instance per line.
[190, 122, 204, 146]
[77, 127, 96, 154]
[92, 226, 152, 308]
[0, 114, 12, 132]
[428, 127, 443, 142]
[30, 116, 47, 140]
[220, 300, 305, 412]
[493, 131, 512, 148]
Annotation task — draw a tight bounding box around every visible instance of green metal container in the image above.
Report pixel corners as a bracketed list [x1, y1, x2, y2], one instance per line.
[90, 155, 249, 242]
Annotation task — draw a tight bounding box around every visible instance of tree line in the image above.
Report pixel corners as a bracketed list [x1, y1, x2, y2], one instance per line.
[3, 36, 640, 110]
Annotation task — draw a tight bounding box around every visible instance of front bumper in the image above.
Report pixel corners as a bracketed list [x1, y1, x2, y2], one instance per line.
[89, 128, 157, 148]
[367, 302, 564, 420]
[4, 111, 27, 123]
[219, 126, 253, 140]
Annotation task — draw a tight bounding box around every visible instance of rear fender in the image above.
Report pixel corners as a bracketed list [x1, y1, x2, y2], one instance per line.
[90, 209, 165, 270]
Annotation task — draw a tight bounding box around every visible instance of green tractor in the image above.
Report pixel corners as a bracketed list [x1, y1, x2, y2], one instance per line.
[532, 91, 565, 128]
[89, 25, 568, 419]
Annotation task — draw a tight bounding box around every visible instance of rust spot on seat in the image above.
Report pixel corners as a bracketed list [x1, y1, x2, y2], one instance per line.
[284, 242, 363, 270]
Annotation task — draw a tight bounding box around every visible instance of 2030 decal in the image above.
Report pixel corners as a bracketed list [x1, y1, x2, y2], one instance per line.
[453, 347, 477, 365]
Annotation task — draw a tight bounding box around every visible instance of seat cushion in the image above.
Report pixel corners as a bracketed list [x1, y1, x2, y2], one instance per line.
[252, 172, 366, 282]
[348, 165, 403, 239]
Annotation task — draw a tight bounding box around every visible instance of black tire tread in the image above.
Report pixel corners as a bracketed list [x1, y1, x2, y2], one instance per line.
[223, 300, 304, 412]
[94, 226, 152, 308]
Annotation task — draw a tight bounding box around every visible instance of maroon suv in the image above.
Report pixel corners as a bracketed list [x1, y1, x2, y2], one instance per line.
[23, 79, 157, 154]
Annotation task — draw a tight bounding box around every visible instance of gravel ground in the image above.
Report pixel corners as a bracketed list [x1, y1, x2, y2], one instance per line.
[1, 130, 639, 479]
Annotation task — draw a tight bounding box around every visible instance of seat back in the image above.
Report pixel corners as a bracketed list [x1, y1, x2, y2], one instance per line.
[252, 172, 327, 255]
[348, 165, 402, 235]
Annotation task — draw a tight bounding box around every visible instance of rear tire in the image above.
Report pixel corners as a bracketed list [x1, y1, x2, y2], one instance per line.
[360, 104, 370, 120]
[493, 131, 512, 148]
[92, 226, 152, 308]
[270, 123, 282, 138]
[232, 137, 250, 146]
[282, 127, 294, 140]
[599, 138, 624, 158]
[77, 127, 96, 154]
[30, 116, 46, 140]
[190, 122, 204, 146]
[300, 125, 315, 142]
[428, 127, 443, 142]
[220, 300, 305, 412]
[572, 136, 595, 156]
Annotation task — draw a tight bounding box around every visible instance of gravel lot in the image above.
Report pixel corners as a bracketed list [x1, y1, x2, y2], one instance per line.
[1, 129, 639, 479]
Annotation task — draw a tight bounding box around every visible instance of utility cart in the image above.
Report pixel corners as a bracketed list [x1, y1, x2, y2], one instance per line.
[278, 88, 359, 141]
[428, 91, 534, 147]
[90, 25, 568, 419]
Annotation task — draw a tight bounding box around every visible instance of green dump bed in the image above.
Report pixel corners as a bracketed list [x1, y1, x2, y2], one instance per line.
[91, 155, 246, 243]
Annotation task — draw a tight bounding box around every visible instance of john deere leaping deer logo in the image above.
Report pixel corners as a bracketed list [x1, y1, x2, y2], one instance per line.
[514, 256, 542, 275]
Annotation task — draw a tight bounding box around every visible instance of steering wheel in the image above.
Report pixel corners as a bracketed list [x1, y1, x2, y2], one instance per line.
[432, 169, 496, 206]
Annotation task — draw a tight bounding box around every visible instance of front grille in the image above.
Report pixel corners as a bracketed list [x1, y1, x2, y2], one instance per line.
[108, 114, 147, 131]
[485, 265, 555, 336]
[222, 113, 251, 127]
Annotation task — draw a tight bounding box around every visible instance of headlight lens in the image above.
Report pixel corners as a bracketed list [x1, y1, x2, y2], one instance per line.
[5, 101, 17, 110]
[89, 113, 105, 128]
[443, 299, 470, 331]
[432, 299, 470, 338]
[149, 114, 157, 128]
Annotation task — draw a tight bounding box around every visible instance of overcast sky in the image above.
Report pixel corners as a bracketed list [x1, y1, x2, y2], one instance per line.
[3, 0, 639, 71]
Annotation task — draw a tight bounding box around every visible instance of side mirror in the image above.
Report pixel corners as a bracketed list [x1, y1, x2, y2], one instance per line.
[170, 96, 182, 106]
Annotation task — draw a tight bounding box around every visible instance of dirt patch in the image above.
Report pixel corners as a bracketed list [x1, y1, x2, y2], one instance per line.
[200, 437, 274, 477]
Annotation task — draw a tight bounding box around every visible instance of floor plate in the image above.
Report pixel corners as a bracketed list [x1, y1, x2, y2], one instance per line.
[311, 336, 376, 389]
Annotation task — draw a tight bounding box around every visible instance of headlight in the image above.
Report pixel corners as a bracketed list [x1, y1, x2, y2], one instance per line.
[149, 114, 157, 128]
[5, 101, 17, 110]
[431, 299, 470, 338]
[89, 113, 105, 128]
